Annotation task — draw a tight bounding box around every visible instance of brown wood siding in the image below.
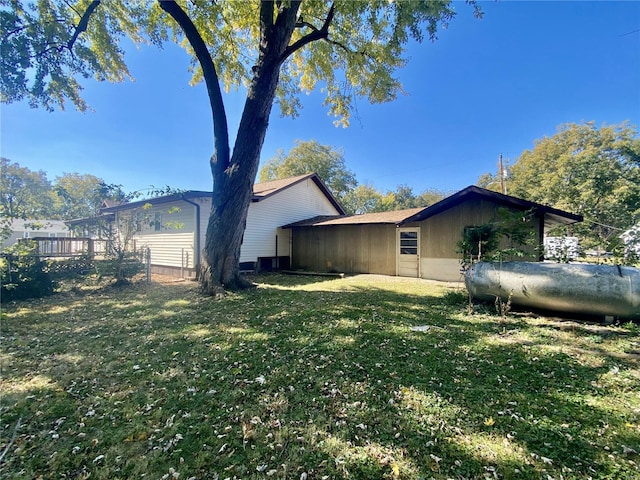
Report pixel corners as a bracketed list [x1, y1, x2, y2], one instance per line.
[421, 200, 541, 260]
[290, 198, 544, 278]
[291, 224, 396, 275]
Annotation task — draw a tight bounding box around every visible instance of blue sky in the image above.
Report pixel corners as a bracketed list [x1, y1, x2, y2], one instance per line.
[1, 1, 639, 197]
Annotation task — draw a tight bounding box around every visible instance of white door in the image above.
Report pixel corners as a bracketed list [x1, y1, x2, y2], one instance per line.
[397, 228, 420, 277]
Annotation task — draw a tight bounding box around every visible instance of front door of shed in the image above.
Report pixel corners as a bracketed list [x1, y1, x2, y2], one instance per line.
[397, 227, 420, 277]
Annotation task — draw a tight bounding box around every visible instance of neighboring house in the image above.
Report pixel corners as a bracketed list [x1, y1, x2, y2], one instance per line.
[1, 219, 71, 250]
[73, 173, 345, 278]
[544, 236, 580, 261]
[283, 186, 583, 282]
[621, 224, 640, 258]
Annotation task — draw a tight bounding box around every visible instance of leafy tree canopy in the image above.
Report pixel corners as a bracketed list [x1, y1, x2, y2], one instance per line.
[259, 139, 357, 205]
[259, 141, 447, 214]
[1, 0, 480, 124]
[1, 157, 54, 240]
[481, 122, 640, 250]
[416, 188, 446, 208]
[342, 183, 388, 214]
[53, 172, 125, 219]
[1, 159, 137, 222]
[1, 157, 53, 220]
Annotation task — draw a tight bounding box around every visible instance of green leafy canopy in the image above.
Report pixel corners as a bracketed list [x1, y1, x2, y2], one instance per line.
[507, 122, 640, 249]
[1, 0, 481, 124]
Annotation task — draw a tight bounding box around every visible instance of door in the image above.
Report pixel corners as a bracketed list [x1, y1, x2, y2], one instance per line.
[397, 227, 420, 277]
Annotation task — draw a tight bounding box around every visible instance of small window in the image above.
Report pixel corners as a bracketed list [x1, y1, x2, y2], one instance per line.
[399, 231, 418, 255]
[154, 212, 162, 231]
[23, 231, 30, 239]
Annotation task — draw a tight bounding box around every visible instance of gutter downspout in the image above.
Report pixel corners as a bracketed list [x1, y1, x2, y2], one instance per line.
[181, 196, 201, 276]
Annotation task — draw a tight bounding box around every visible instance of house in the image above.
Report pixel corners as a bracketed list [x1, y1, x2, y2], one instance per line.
[1, 219, 71, 250]
[283, 186, 583, 282]
[73, 173, 345, 278]
[621, 224, 640, 258]
[544, 236, 580, 261]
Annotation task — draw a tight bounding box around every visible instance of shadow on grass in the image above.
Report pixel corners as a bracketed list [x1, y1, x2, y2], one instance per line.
[1, 275, 638, 479]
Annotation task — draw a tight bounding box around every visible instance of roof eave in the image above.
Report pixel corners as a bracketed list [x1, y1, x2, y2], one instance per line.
[66, 212, 116, 227]
[408, 186, 583, 225]
[100, 191, 211, 213]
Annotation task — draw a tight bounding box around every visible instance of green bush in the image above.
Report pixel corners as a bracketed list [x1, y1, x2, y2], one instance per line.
[45, 256, 95, 280]
[94, 253, 144, 285]
[1, 242, 54, 302]
[457, 224, 499, 264]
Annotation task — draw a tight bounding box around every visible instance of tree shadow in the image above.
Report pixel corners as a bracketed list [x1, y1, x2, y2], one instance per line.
[1, 275, 637, 479]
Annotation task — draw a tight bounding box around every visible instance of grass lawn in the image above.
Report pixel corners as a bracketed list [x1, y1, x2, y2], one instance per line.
[1, 274, 639, 479]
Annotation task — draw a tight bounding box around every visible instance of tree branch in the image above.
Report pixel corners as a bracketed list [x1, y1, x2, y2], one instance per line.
[67, 0, 101, 51]
[259, 0, 274, 41]
[280, 2, 335, 62]
[158, 0, 231, 176]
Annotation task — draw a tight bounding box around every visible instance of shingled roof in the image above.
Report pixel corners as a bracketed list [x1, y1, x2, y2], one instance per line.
[283, 207, 425, 228]
[283, 186, 582, 229]
[97, 173, 345, 215]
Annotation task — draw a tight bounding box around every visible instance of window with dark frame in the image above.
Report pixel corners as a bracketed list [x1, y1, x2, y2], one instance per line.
[400, 231, 418, 255]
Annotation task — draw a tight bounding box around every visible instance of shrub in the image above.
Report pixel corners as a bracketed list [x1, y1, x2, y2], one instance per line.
[94, 252, 145, 285]
[1, 242, 54, 302]
[45, 256, 95, 281]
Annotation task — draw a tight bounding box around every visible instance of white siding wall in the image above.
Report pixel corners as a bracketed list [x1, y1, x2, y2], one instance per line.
[240, 179, 340, 263]
[107, 180, 339, 269]
[134, 233, 195, 268]
[2, 220, 70, 249]
[120, 200, 197, 268]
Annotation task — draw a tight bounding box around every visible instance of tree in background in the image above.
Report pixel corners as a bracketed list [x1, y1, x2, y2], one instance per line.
[0, 158, 54, 240]
[259, 140, 447, 214]
[1, 0, 481, 293]
[53, 172, 125, 219]
[259, 140, 357, 207]
[1, 159, 128, 218]
[416, 188, 446, 208]
[343, 183, 445, 214]
[1, 158, 53, 219]
[379, 184, 445, 212]
[0, 159, 132, 242]
[392, 184, 418, 210]
[476, 172, 501, 192]
[343, 184, 388, 214]
[485, 122, 640, 252]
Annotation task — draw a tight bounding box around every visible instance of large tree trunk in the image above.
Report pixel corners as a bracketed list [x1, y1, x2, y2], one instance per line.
[198, 135, 262, 293]
[198, 2, 301, 294]
[160, 0, 303, 294]
[199, 64, 281, 293]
